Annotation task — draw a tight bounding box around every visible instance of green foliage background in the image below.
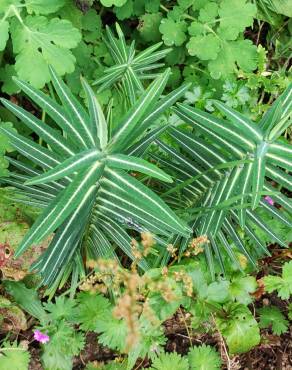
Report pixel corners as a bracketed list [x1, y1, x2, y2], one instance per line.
[0, 1, 291, 369]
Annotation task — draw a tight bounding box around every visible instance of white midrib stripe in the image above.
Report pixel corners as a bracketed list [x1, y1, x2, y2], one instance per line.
[240, 163, 252, 205]
[17, 203, 59, 256]
[176, 130, 226, 163]
[41, 193, 96, 275]
[111, 76, 164, 143]
[100, 187, 180, 233]
[270, 143, 292, 155]
[98, 200, 166, 234]
[217, 102, 262, 141]
[172, 134, 222, 176]
[106, 168, 186, 230]
[253, 156, 262, 205]
[267, 152, 292, 167]
[6, 101, 75, 156]
[40, 186, 96, 275]
[5, 129, 61, 167]
[17, 80, 88, 148]
[180, 105, 255, 150]
[48, 163, 100, 232]
[31, 151, 99, 184]
[142, 86, 188, 125]
[158, 141, 211, 186]
[266, 166, 292, 186]
[281, 88, 292, 117]
[52, 71, 95, 147]
[108, 156, 168, 179]
[176, 110, 244, 158]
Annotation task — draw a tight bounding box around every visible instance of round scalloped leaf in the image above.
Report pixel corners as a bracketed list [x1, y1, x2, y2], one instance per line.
[159, 18, 187, 46]
[187, 34, 220, 60]
[138, 13, 163, 42]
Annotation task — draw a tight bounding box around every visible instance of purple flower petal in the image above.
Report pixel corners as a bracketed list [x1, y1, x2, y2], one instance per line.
[34, 330, 50, 344]
[264, 196, 274, 206]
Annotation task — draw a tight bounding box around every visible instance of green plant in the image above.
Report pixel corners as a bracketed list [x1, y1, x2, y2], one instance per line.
[263, 260, 292, 299]
[93, 23, 171, 105]
[188, 344, 221, 370]
[0, 56, 190, 289]
[1, 25, 291, 287]
[0, 122, 15, 177]
[0, 341, 30, 370]
[258, 305, 289, 335]
[149, 352, 189, 370]
[0, 0, 81, 88]
[156, 82, 292, 276]
[3, 260, 262, 368]
[216, 303, 260, 353]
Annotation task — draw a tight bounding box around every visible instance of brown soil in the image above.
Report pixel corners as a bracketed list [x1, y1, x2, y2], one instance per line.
[26, 318, 292, 370]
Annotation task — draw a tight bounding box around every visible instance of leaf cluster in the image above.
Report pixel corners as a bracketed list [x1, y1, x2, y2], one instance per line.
[0, 0, 81, 88]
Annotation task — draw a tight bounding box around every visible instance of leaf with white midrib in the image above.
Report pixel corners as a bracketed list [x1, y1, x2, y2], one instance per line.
[107, 154, 173, 183]
[49, 66, 95, 148]
[13, 78, 88, 149]
[25, 149, 102, 185]
[1, 98, 76, 157]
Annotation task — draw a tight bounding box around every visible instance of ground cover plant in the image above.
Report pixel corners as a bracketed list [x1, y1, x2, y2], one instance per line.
[0, 1, 291, 369]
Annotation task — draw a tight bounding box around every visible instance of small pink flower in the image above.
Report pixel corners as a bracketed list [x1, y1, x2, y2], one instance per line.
[264, 196, 274, 206]
[33, 330, 50, 344]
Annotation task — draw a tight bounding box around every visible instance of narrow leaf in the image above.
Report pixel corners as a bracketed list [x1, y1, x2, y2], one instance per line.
[25, 149, 103, 185]
[107, 154, 173, 182]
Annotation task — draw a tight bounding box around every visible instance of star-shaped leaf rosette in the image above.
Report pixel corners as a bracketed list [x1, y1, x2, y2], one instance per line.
[0, 62, 190, 289]
[154, 83, 292, 277]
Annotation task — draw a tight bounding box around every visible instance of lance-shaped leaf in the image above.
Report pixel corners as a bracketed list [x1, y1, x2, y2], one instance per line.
[13, 77, 88, 149]
[238, 162, 253, 228]
[88, 224, 118, 260]
[106, 154, 173, 183]
[157, 140, 213, 189]
[0, 98, 76, 157]
[223, 218, 256, 267]
[269, 141, 292, 160]
[266, 151, 292, 172]
[264, 183, 292, 214]
[25, 149, 103, 185]
[49, 66, 95, 148]
[0, 126, 62, 170]
[96, 213, 149, 271]
[102, 169, 191, 236]
[33, 189, 96, 286]
[7, 157, 64, 192]
[108, 68, 171, 153]
[260, 94, 283, 134]
[268, 83, 292, 140]
[127, 124, 171, 157]
[173, 106, 244, 159]
[81, 77, 108, 149]
[260, 200, 292, 228]
[175, 103, 255, 151]
[251, 142, 269, 209]
[129, 83, 191, 140]
[168, 128, 226, 177]
[213, 100, 263, 143]
[266, 164, 292, 192]
[246, 210, 287, 248]
[15, 163, 104, 257]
